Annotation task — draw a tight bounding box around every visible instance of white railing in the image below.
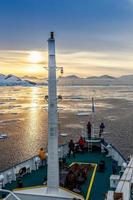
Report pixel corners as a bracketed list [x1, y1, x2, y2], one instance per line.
[0, 189, 21, 200]
[115, 157, 133, 200]
[101, 140, 126, 166]
[106, 156, 133, 200]
[0, 141, 126, 188]
[0, 143, 68, 187]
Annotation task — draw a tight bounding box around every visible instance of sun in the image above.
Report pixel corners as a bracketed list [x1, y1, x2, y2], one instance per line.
[28, 51, 43, 63]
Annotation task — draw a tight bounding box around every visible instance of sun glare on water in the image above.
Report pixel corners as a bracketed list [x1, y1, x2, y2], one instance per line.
[28, 51, 43, 63]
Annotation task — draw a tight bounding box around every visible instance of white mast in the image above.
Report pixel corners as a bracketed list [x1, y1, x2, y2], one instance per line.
[11, 32, 84, 200]
[47, 32, 59, 193]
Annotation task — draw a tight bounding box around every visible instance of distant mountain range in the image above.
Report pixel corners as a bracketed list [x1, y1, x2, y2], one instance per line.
[87, 75, 115, 79]
[58, 74, 133, 86]
[61, 75, 115, 80]
[0, 74, 36, 86]
[1, 74, 133, 86]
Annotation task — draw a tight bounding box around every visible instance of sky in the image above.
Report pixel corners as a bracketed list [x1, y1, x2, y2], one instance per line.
[0, 0, 133, 77]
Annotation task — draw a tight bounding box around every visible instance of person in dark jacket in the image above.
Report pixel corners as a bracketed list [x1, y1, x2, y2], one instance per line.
[17, 175, 23, 188]
[87, 121, 92, 139]
[68, 139, 75, 158]
[99, 122, 105, 137]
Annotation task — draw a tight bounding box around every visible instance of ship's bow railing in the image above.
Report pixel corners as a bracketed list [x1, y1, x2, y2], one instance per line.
[105, 156, 133, 200]
[0, 143, 69, 187]
[0, 189, 21, 200]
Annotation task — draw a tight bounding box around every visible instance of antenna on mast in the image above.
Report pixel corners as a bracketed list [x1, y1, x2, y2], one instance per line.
[50, 31, 54, 39]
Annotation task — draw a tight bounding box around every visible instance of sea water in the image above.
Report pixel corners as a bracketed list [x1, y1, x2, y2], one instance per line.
[0, 85, 133, 171]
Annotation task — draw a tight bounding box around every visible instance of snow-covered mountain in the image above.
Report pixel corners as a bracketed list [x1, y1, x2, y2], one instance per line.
[61, 75, 80, 79]
[1, 74, 133, 86]
[22, 75, 47, 85]
[58, 75, 116, 86]
[58, 74, 133, 86]
[114, 75, 133, 85]
[86, 75, 115, 79]
[0, 74, 36, 86]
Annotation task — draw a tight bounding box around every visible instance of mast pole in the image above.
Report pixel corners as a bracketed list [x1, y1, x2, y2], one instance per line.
[47, 32, 59, 193]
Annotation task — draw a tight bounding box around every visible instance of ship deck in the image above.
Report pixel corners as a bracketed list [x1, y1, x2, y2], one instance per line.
[2, 151, 120, 200]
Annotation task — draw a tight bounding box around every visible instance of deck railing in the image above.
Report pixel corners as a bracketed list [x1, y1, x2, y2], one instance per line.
[0, 189, 21, 200]
[0, 141, 126, 187]
[101, 140, 126, 166]
[0, 143, 68, 187]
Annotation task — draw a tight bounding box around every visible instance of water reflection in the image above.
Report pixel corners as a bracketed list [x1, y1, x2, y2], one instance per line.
[19, 87, 43, 156]
[27, 87, 40, 136]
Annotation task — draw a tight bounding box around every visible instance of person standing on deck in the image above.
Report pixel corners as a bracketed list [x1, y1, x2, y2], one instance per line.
[39, 148, 46, 166]
[87, 121, 92, 139]
[78, 136, 85, 153]
[99, 122, 105, 137]
[68, 139, 75, 158]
